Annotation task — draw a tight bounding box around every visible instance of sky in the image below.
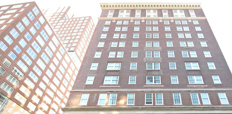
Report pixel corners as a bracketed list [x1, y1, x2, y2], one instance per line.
[1, 0, 232, 71]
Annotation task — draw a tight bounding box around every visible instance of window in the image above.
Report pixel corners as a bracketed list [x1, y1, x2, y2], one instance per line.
[17, 60, 28, 72]
[193, 20, 199, 25]
[188, 76, 203, 84]
[146, 10, 157, 17]
[146, 63, 160, 70]
[173, 93, 182, 105]
[97, 42, 104, 47]
[173, 10, 185, 17]
[218, 93, 229, 104]
[153, 33, 159, 38]
[185, 62, 200, 70]
[14, 45, 21, 54]
[103, 27, 109, 31]
[90, 63, 98, 70]
[195, 26, 202, 31]
[27, 11, 35, 20]
[98, 93, 107, 105]
[165, 33, 172, 38]
[108, 93, 117, 105]
[203, 51, 212, 58]
[197, 33, 204, 38]
[182, 51, 197, 58]
[165, 26, 171, 31]
[122, 27, 128, 31]
[145, 93, 153, 105]
[85, 76, 95, 84]
[22, 54, 32, 66]
[117, 51, 124, 58]
[169, 62, 176, 70]
[146, 33, 152, 38]
[153, 26, 158, 31]
[10, 28, 19, 39]
[131, 51, 138, 58]
[200, 93, 211, 105]
[171, 75, 179, 84]
[107, 10, 114, 17]
[34, 21, 41, 29]
[189, 10, 196, 17]
[162, 10, 168, 17]
[212, 75, 221, 84]
[168, 51, 175, 57]
[146, 26, 152, 31]
[200, 41, 208, 47]
[8, 51, 16, 60]
[164, 20, 170, 25]
[134, 26, 140, 31]
[129, 76, 136, 84]
[2, 58, 11, 67]
[19, 39, 27, 48]
[39, 16, 45, 24]
[0, 82, 14, 94]
[155, 93, 163, 105]
[105, 21, 111, 25]
[79, 94, 89, 105]
[127, 93, 135, 105]
[121, 34, 127, 38]
[107, 63, 121, 70]
[115, 27, 121, 31]
[167, 41, 173, 47]
[24, 32, 32, 41]
[100, 34, 107, 39]
[0, 41, 7, 51]
[132, 42, 139, 47]
[118, 10, 130, 17]
[32, 6, 39, 15]
[146, 76, 161, 84]
[27, 47, 37, 59]
[130, 62, 137, 70]
[3, 35, 13, 45]
[103, 76, 119, 84]
[207, 62, 216, 70]
[0, 66, 6, 75]
[135, 10, 141, 17]
[22, 16, 30, 26]
[134, 20, 140, 25]
[16, 22, 25, 32]
[190, 93, 200, 105]
[133, 33, 139, 38]
[94, 52, 102, 58]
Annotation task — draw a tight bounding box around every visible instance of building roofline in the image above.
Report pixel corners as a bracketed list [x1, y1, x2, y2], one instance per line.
[100, 2, 201, 9]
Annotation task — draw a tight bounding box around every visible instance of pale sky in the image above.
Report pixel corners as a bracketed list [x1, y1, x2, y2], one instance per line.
[1, 0, 232, 72]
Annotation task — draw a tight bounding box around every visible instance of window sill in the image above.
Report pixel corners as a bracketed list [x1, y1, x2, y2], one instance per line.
[187, 85, 207, 87]
[144, 84, 164, 87]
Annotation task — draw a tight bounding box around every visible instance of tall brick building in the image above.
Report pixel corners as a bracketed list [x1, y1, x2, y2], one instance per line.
[0, 2, 80, 114]
[63, 3, 232, 114]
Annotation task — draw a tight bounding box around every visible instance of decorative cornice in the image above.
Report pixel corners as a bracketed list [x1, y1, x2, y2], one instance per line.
[100, 2, 201, 9]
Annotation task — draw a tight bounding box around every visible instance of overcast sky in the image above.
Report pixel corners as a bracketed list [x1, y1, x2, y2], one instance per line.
[1, 0, 232, 72]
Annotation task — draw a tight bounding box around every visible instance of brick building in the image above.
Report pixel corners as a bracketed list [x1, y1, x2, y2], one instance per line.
[63, 3, 232, 114]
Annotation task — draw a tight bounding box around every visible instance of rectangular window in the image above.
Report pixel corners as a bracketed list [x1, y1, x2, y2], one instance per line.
[98, 42, 105, 47]
[109, 51, 116, 58]
[120, 34, 127, 38]
[189, 10, 196, 17]
[94, 52, 102, 58]
[79, 94, 89, 105]
[188, 76, 204, 84]
[146, 76, 161, 84]
[103, 27, 109, 31]
[203, 51, 212, 58]
[153, 26, 158, 31]
[0, 66, 6, 75]
[17, 60, 28, 72]
[212, 75, 221, 84]
[108, 93, 117, 105]
[162, 10, 168, 17]
[197, 33, 204, 38]
[98, 93, 107, 105]
[127, 93, 135, 105]
[207, 62, 216, 69]
[115, 27, 121, 31]
[146, 10, 157, 17]
[167, 41, 173, 47]
[190, 93, 200, 105]
[155, 93, 163, 105]
[129, 76, 136, 84]
[130, 62, 137, 70]
[16, 22, 25, 32]
[27, 47, 37, 59]
[165, 26, 171, 31]
[10, 28, 19, 39]
[195, 26, 202, 31]
[3, 58, 11, 67]
[218, 93, 229, 104]
[145, 93, 153, 105]
[133, 33, 139, 38]
[85, 76, 95, 84]
[27, 11, 35, 20]
[168, 51, 175, 57]
[200, 41, 208, 47]
[185, 62, 200, 70]
[146, 63, 160, 70]
[134, 26, 140, 31]
[103, 76, 119, 84]
[122, 27, 128, 31]
[0, 82, 14, 94]
[132, 42, 139, 47]
[90, 63, 98, 70]
[171, 75, 179, 84]
[169, 62, 176, 70]
[100, 34, 107, 38]
[153, 33, 159, 38]
[200, 93, 211, 105]
[173, 93, 182, 105]
[117, 51, 124, 58]
[131, 51, 138, 58]
[22, 16, 30, 26]
[107, 10, 114, 17]
[107, 63, 121, 70]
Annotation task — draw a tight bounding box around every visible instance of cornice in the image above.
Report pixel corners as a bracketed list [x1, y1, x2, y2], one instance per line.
[100, 2, 201, 9]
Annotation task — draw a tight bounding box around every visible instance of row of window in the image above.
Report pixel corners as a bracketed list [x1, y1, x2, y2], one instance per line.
[90, 62, 216, 71]
[104, 20, 199, 25]
[110, 26, 202, 32]
[108, 9, 196, 18]
[94, 51, 212, 58]
[101, 32, 205, 39]
[85, 75, 221, 85]
[79, 92, 229, 105]
[97, 41, 208, 48]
